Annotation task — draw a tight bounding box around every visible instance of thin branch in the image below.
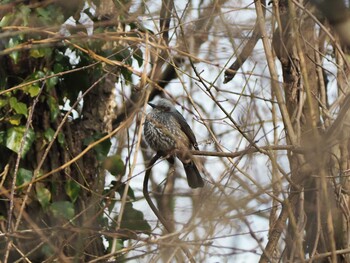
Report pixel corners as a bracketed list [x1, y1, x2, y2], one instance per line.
[191, 144, 302, 158]
[4, 82, 45, 261]
[224, 0, 266, 83]
[143, 154, 196, 263]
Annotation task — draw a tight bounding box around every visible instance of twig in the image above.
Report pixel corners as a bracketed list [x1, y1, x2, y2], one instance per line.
[190, 144, 303, 158]
[4, 82, 44, 262]
[224, 0, 266, 83]
[143, 154, 196, 263]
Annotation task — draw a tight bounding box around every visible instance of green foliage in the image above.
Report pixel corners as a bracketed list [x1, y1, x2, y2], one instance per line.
[0, 0, 148, 259]
[9, 97, 28, 117]
[112, 181, 136, 201]
[44, 128, 55, 142]
[103, 154, 125, 176]
[50, 201, 75, 221]
[29, 48, 52, 59]
[118, 202, 151, 232]
[16, 168, 33, 187]
[5, 35, 22, 64]
[84, 133, 112, 161]
[5, 126, 35, 157]
[23, 84, 41, 97]
[65, 180, 81, 203]
[108, 181, 150, 233]
[46, 95, 60, 121]
[133, 48, 144, 67]
[36, 182, 51, 209]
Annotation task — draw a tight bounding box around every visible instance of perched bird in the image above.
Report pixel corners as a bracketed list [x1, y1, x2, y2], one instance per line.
[143, 98, 204, 188]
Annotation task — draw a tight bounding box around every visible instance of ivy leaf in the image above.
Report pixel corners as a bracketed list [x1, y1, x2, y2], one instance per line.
[0, 14, 14, 27]
[0, 98, 8, 108]
[7, 38, 20, 64]
[9, 114, 22, 126]
[44, 128, 55, 142]
[112, 181, 135, 201]
[36, 182, 51, 208]
[132, 48, 143, 67]
[103, 155, 125, 176]
[16, 168, 33, 186]
[29, 48, 51, 58]
[83, 133, 111, 161]
[119, 203, 151, 233]
[23, 84, 41, 97]
[57, 132, 65, 146]
[50, 201, 75, 221]
[53, 63, 64, 73]
[65, 180, 81, 203]
[121, 67, 132, 83]
[107, 238, 124, 254]
[9, 97, 28, 117]
[33, 70, 46, 80]
[45, 71, 58, 91]
[47, 95, 59, 121]
[46, 76, 58, 91]
[19, 5, 31, 26]
[6, 126, 35, 156]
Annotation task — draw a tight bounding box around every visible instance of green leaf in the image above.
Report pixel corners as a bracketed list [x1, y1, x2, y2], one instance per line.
[44, 128, 55, 142]
[36, 7, 50, 20]
[46, 76, 58, 91]
[65, 180, 81, 203]
[9, 114, 22, 126]
[103, 155, 125, 176]
[28, 85, 41, 97]
[50, 201, 75, 221]
[0, 14, 14, 27]
[133, 48, 143, 67]
[7, 38, 20, 64]
[53, 63, 64, 73]
[57, 132, 65, 145]
[19, 5, 31, 26]
[16, 168, 33, 186]
[44, 70, 58, 91]
[47, 96, 59, 121]
[83, 133, 111, 161]
[9, 97, 28, 117]
[119, 203, 151, 232]
[107, 238, 124, 254]
[29, 48, 51, 58]
[23, 84, 41, 97]
[36, 182, 51, 208]
[0, 99, 8, 108]
[112, 181, 135, 201]
[34, 70, 46, 80]
[9, 51, 20, 64]
[41, 244, 54, 257]
[121, 67, 132, 83]
[6, 126, 35, 156]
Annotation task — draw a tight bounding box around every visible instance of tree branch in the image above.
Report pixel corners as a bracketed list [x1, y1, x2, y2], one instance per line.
[143, 154, 196, 263]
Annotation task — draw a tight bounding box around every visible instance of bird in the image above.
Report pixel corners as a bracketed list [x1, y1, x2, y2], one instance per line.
[143, 98, 204, 188]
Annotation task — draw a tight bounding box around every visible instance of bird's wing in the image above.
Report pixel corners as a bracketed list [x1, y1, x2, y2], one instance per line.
[172, 110, 199, 150]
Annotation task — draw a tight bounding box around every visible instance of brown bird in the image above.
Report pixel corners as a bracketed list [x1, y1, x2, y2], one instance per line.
[143, 99, 204, 188]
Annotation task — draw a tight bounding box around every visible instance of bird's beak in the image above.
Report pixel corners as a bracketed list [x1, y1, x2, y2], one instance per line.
[148, 102, 156, 108]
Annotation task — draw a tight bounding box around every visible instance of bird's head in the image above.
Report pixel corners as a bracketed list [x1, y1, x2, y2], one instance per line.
[148, 98, 175, 112]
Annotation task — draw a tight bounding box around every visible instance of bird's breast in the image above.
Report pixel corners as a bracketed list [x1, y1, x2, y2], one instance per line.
[144, 113, 190, 152]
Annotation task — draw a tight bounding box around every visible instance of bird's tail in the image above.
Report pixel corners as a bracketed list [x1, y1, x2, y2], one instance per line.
[183, 161, 204, 188]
